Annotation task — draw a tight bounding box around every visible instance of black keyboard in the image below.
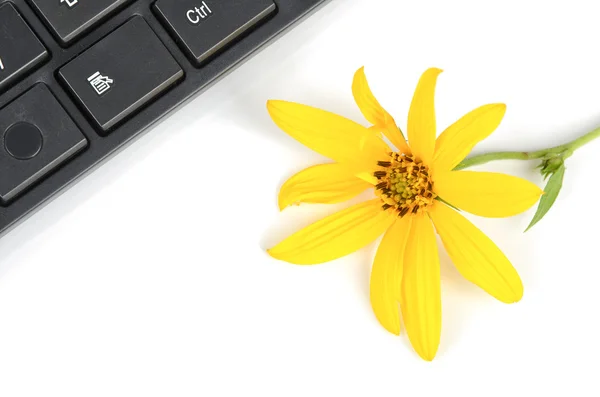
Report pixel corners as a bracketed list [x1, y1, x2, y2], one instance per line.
[0, 0, 328, 237]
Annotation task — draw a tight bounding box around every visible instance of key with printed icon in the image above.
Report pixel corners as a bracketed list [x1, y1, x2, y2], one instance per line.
[0, 3, 48, 93]
[153, 0, 277, 65]
[58, 16, 184, 133]
[28, 0, 133, 45]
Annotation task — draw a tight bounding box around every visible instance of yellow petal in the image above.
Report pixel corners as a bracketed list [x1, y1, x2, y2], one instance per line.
[352, 67, 410, 153]
[268, 199, 395, 265]
[435, 171, 543, 218]
[430, 202, 523, 303]
[407, 68, 442, 164]
[267, 100, 390, 165]
[433, 104, 507, 171]
[356, 171, 378, 186]
[278, 163, 372, 210]
[401, 214, 441, 361]
[354, 138, 393, 185]
[370, 216, 412, 335]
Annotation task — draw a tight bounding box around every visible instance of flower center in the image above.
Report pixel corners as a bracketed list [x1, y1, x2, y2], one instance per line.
[373, 153, 436, 217]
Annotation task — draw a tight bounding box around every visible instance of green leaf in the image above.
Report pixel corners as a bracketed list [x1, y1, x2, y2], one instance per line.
[525, 164, 566, 232]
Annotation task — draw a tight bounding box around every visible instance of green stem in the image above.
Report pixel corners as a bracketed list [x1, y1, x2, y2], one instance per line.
[455, 126, 600, 170]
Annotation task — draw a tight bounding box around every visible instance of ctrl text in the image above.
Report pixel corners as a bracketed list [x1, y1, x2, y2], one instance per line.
[186, 1, 213, 25]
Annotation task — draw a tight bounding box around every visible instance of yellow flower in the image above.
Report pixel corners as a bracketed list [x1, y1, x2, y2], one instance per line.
[266, 67, 543, 361]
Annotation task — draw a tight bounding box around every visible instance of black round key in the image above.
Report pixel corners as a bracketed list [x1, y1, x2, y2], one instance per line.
[4, 122, 43, 160]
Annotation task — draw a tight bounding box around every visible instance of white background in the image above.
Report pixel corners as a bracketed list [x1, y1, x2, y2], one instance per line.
[1, 0, 599, 395]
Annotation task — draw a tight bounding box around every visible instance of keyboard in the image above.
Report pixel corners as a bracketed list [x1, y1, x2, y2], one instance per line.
[0, 0, 328, 237]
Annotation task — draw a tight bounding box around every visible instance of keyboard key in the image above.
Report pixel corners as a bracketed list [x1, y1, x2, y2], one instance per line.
[153, 0, 276, 66]
[0, 3, 48, 93]
[28, 0, 132, 46]
[58, 17, 184, 133]
[0, 84, 87, 204]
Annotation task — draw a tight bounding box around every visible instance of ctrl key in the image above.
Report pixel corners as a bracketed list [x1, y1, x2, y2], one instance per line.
[0, 84, 88, 204]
